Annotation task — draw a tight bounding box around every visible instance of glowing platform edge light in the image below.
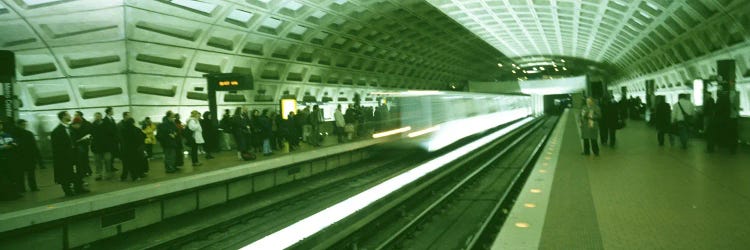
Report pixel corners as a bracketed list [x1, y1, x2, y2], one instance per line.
[242, 117, 535, 250]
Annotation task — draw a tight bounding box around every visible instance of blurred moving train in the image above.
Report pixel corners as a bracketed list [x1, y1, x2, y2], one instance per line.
[369, 91, 532, 152]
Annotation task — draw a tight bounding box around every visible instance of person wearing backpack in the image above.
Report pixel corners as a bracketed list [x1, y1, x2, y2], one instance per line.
[671, 94, 695, 149]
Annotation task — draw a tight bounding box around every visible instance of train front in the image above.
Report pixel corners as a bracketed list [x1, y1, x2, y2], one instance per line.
[370, 91, 533, 152]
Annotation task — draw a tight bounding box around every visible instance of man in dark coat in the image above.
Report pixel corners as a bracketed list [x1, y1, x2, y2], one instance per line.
[120, 117, 146, 181]
[51, 111, 89, 196]
[91, 112, 112, 180]
[599, 96, 621, 147]
[653, 96, 672, 146]
[158, 112, 179, 173]
[0, 120, 22, 200]
[13, 119, 41, 192]
[101, 107, 119, 172]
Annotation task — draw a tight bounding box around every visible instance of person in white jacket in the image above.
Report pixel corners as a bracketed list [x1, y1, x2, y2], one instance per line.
[334, 104, 346, 143]
[187, 110, 213, 166]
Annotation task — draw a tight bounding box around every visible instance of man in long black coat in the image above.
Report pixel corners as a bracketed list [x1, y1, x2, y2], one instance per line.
[13, 119, 41, 192]
[101, 107, 119, 172]
[51, 111, 89, 196]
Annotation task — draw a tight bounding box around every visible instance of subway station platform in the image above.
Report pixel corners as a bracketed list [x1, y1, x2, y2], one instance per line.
[1, 134, 370, 214]
[497, 109, 750, 249]
[0, 131, 390, 249]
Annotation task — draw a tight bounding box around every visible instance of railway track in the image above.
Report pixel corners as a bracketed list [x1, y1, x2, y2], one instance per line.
[290, 116, 557, 250]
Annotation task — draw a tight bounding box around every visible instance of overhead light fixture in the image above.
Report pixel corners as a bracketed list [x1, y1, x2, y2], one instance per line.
[511, 63, 516, 67]
[532, 67, 538, 71]
[520, 62, 555, 67]
[512, 70, 516, 74]
[563, 67, 568, 71]
[554, 68, 559, 72]
[516, 66, 521, 69]
[525, 70, 541, 74]
[560, 59, 566, 62]
[540, 67, 545, 70]
[522, 70, 527, 73]
[497, 63, 503, 67]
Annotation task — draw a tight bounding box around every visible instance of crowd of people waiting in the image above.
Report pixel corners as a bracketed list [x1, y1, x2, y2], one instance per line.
[579, 81, 742, 156]
[0, 107, 220, 200]
[0, 102, 394, 201]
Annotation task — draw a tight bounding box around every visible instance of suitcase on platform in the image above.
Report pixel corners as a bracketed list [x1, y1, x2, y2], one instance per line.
[241, 151, 256, 161]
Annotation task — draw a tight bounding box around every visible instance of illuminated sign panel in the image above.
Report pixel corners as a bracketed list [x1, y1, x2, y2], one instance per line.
[205, 73, 253, 91]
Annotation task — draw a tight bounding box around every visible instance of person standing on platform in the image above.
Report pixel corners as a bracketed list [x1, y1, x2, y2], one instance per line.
[51, 111, 90, 197]
[219, 109, 232, 151]
[231, 107, 249, 160]
[74, 111, 93, 176]
[653, 97, 673, 146]
[120, 117, 146, 181]
[141, 117, 157, 160]
[297, 107, 310, 143]
[201, 111, 218, 155]
[671, 94, 695, 150]
[250, 109, 262, 153]
[102, 107, 119, 172]
[580, 97, 601, 156]
[704, 94, 717, 152]
[599, 96, 621, 147]
[310, 105, 324, 147]
[158, 112, 179, 173]
[334, 104, 345, 143]
[727, 81, 742, 154]
[258, 109, 274, 156]
[13, 119, 41, 192]
[284, 111, 299, 151]
[91, 112, 112, 180]
[0, 120, 22, 200]
[70, 117, 92, 182]
[174, 113, 185, 168]
[187, 110, 209, 167]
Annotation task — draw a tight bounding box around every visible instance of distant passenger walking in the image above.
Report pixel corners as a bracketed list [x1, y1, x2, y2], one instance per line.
[671, 94, 695, 149]
[653, 96, 672, 146]
[599, 96, 621, 147]
[580, 97, 601, 156]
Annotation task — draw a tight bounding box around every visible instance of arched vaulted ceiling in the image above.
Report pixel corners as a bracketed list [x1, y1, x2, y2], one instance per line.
[0, 0, 513, 120]
[428, 0, 750, 81]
